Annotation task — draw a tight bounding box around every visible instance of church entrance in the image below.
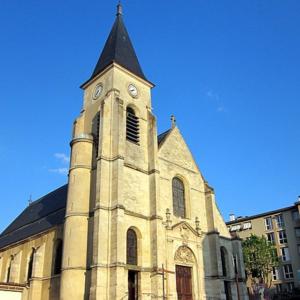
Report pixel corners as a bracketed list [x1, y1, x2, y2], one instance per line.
[128, 270, 138, 300]
[176, 265, 193, 300]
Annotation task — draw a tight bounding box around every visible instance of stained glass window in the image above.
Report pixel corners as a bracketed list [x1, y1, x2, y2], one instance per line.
[172, 178, 185, 218]
[127, 229, 137, 265]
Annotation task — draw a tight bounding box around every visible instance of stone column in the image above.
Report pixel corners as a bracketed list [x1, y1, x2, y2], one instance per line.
[60, 115, 93, 300]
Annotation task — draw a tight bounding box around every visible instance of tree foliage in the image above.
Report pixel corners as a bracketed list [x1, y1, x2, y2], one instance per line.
[242, 234, 278, 287]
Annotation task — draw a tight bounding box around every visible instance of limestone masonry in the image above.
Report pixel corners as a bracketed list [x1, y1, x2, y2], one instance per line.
[0, 4, 249, 300]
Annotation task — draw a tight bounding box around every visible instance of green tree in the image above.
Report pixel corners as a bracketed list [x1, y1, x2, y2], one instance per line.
[242, 234, 278, 288]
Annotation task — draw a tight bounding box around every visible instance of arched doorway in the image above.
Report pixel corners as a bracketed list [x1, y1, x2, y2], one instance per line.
[174, 246, 196, 300]
[127, 228, 138, 300]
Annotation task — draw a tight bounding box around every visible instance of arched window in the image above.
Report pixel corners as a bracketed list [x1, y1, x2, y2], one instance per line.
[126, 107, 139, 144]
[220, 247, 227, 277]
[127, 229, 138, 265]
[6, 256, 13, 283]
[172, 177, 185, 218]
[54, 239, 63, 275]
[27, 248, 35, 281]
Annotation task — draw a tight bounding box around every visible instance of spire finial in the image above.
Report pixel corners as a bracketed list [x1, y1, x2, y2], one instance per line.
[171, 115, 176, 128]
[117, 1, 123, 16]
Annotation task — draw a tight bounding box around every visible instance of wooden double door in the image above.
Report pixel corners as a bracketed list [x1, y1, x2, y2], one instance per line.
[176, 265, 193, 300]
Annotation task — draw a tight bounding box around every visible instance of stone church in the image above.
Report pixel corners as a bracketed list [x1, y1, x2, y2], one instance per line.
[0, 4, 248, 300]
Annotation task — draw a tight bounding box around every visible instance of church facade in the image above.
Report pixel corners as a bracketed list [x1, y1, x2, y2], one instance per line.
[0, 5, 248, 300]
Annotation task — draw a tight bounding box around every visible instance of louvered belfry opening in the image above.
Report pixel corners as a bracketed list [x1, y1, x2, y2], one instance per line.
[126, 107, 139, 144]
[93, 112, 100, 157]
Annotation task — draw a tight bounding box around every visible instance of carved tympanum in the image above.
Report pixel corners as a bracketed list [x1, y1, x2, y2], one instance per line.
[174, 246, 195, 264]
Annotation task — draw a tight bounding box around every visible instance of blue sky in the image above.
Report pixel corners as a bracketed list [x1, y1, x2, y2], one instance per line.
[0, 1, 299, 232]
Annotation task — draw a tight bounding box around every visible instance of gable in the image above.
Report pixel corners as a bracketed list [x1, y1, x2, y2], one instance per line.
[158, 127, 202, 175]
[172, 221, 199, 237]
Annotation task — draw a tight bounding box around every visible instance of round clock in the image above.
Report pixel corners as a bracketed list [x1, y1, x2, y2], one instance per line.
[128, 84, 138, 98]
[93, 83, 103, 100]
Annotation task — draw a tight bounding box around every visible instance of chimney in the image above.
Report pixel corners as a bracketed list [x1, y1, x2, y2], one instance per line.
[229, 214, 236, 222]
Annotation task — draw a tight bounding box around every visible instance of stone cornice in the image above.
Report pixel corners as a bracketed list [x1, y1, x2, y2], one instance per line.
[93, 204, 163, 221]
[70, 134, 93, 146]
[69, 164, 92, 172]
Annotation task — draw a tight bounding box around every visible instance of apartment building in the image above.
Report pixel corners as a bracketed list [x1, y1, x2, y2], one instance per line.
[226, 198, 300, 293]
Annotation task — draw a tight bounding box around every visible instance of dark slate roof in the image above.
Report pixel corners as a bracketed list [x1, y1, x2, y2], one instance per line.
[0, 185, 68, 249]
[90, 9, 147, 83]
[158, 129, 171, 147]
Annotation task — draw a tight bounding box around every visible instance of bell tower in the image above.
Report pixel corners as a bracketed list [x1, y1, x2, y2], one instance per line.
[60, 4, 161, 299]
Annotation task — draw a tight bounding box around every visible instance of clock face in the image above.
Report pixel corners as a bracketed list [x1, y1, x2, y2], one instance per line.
[128, 84, 138, 98]
[93, 84, 103, 100]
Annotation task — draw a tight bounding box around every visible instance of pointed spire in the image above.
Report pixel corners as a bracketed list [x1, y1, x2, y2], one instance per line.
[88, 3, 147, 83]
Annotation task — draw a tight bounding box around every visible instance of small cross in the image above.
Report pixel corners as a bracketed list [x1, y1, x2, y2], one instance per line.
[171, 115, 176, 128]
[28, 194, 33, 206]
[117, 1, 123, 16]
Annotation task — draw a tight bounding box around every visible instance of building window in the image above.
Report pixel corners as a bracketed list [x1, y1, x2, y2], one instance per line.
[292, 210, 300, 221]
[126, 107, 139, 144]
[172, 177, 185, 218]
[280, 247, 290, 262]
[230, 224, 241, 232]
[264, 217, 273, 231]
[233, 255, 238, 275]
[283, 264, 293, 279]
[272, 267, 279, 280]
[127, 229, 138, 265]
[54, 239, 63, 275]
[27, 248, 36, 282]
[272, 248, 278, 260]
[266, 232, 275, 244]
[6, 256, 13, 283]
[297, 245, 300, 255]
[278, 230, 288, 244]
[128, 270, 138, 300]
[220, 247, 227, 277]
[295, 228, 300, 238]
[243, 222, 252, 230]
[275, 214, 285, 228]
